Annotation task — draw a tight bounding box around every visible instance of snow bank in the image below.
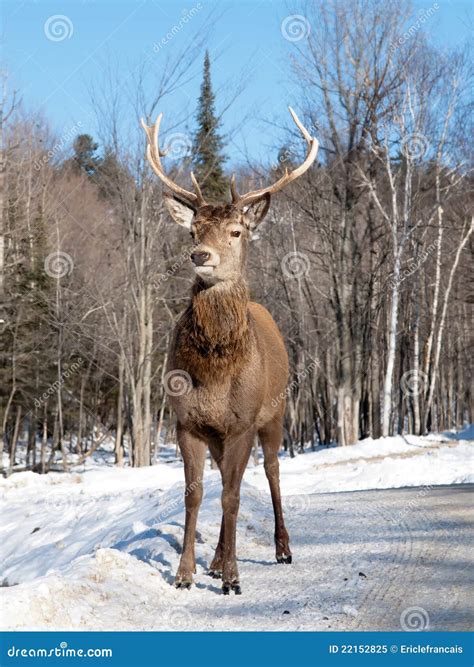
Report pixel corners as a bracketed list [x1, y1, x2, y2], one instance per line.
[246, 431, 474, 495]
[0, 430, 472, 630]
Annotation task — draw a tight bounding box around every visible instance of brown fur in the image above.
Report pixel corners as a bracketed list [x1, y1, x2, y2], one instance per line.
[166, 198, 292, 594]
[175, 279, 251, 382]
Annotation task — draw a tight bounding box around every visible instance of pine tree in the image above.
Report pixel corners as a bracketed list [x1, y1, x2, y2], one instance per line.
[71, 134, 99, 176]
[192, 51, 227, 203]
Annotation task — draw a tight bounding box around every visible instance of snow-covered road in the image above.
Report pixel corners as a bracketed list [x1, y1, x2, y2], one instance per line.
[1, 432, 472, 631]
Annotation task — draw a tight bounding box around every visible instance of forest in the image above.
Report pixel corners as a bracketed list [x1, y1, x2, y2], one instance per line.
[1, 0, 472, 473]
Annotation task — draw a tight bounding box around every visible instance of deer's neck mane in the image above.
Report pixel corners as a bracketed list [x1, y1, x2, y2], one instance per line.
[177, 278, 251, 379]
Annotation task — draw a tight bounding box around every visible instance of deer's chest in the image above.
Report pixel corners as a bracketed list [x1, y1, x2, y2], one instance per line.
[168, 364, 261, 435]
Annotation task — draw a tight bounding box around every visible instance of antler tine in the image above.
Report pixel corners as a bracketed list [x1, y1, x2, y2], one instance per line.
[190, 172, 204, 205]
[235, 107, 319, 208]
[288, 106, 312, 144]
[230, 174, 240, 203]
[140, 114, 205, 206]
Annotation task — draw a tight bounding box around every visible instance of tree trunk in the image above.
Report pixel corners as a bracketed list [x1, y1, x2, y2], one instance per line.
[412, 291, 421, 435]
[115, 350, 125, 466]
[424, 217, 473, 432]
[7, 405, 22, 476]
[422, 207, 443, 412]
[41, 402, 48, 474]
[382, 252, 401, 437]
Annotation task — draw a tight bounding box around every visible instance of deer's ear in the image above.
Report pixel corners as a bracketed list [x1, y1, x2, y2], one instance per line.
[242, 193, 271, 230]
[163, 193, 196, 229]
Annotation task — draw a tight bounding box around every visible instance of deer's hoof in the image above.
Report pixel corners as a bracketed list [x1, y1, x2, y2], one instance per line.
[222, 582, 241, 595]
[208, 569, 222, 579]
[175, 570, 193, 589]
[276, 554, 292, 564]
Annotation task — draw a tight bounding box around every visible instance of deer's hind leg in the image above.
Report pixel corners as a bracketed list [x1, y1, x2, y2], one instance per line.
[206, 436, 225, 578]
[259, 416, 292, 564]
[208, 514, 225, 579]
[175, 425, 207, 589]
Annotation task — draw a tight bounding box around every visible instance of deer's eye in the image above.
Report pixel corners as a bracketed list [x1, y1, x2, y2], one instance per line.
[230, 230, 241, 238]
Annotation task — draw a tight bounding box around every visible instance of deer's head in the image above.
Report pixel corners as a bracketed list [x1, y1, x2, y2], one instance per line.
[141, 108, 318, 285]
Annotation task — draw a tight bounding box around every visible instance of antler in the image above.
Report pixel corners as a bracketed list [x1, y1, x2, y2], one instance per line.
[232, 107, 319, 207]
[140, 114, 205, 207]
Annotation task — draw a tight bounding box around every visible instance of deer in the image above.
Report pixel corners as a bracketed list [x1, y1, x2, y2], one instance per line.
[141, 108, 318, 594]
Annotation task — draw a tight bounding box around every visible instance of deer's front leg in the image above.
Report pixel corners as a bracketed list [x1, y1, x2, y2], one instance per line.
[220, 428, 255, 595]
[175, 426, 206, 589]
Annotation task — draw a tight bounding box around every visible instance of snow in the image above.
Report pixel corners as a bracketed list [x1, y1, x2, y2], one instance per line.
[246, 430, 474, 495]
[1, 428, 472, 631]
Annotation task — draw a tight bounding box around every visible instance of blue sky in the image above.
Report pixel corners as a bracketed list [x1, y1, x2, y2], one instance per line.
[3, 0, 472, 166]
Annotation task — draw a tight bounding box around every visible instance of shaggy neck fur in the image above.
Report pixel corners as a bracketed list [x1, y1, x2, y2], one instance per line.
[177, 278, 251, 381]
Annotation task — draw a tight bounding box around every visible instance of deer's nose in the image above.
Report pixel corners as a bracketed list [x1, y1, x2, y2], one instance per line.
[191, 251, 211, 266]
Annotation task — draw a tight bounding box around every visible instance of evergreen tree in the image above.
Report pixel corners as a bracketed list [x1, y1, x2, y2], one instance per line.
[96, 151, 126, 201]
[192, 51, 227, 202]
[71, 134, 99, 176]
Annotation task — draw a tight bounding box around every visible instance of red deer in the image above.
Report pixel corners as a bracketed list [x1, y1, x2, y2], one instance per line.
[141, 108, 318, 594]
